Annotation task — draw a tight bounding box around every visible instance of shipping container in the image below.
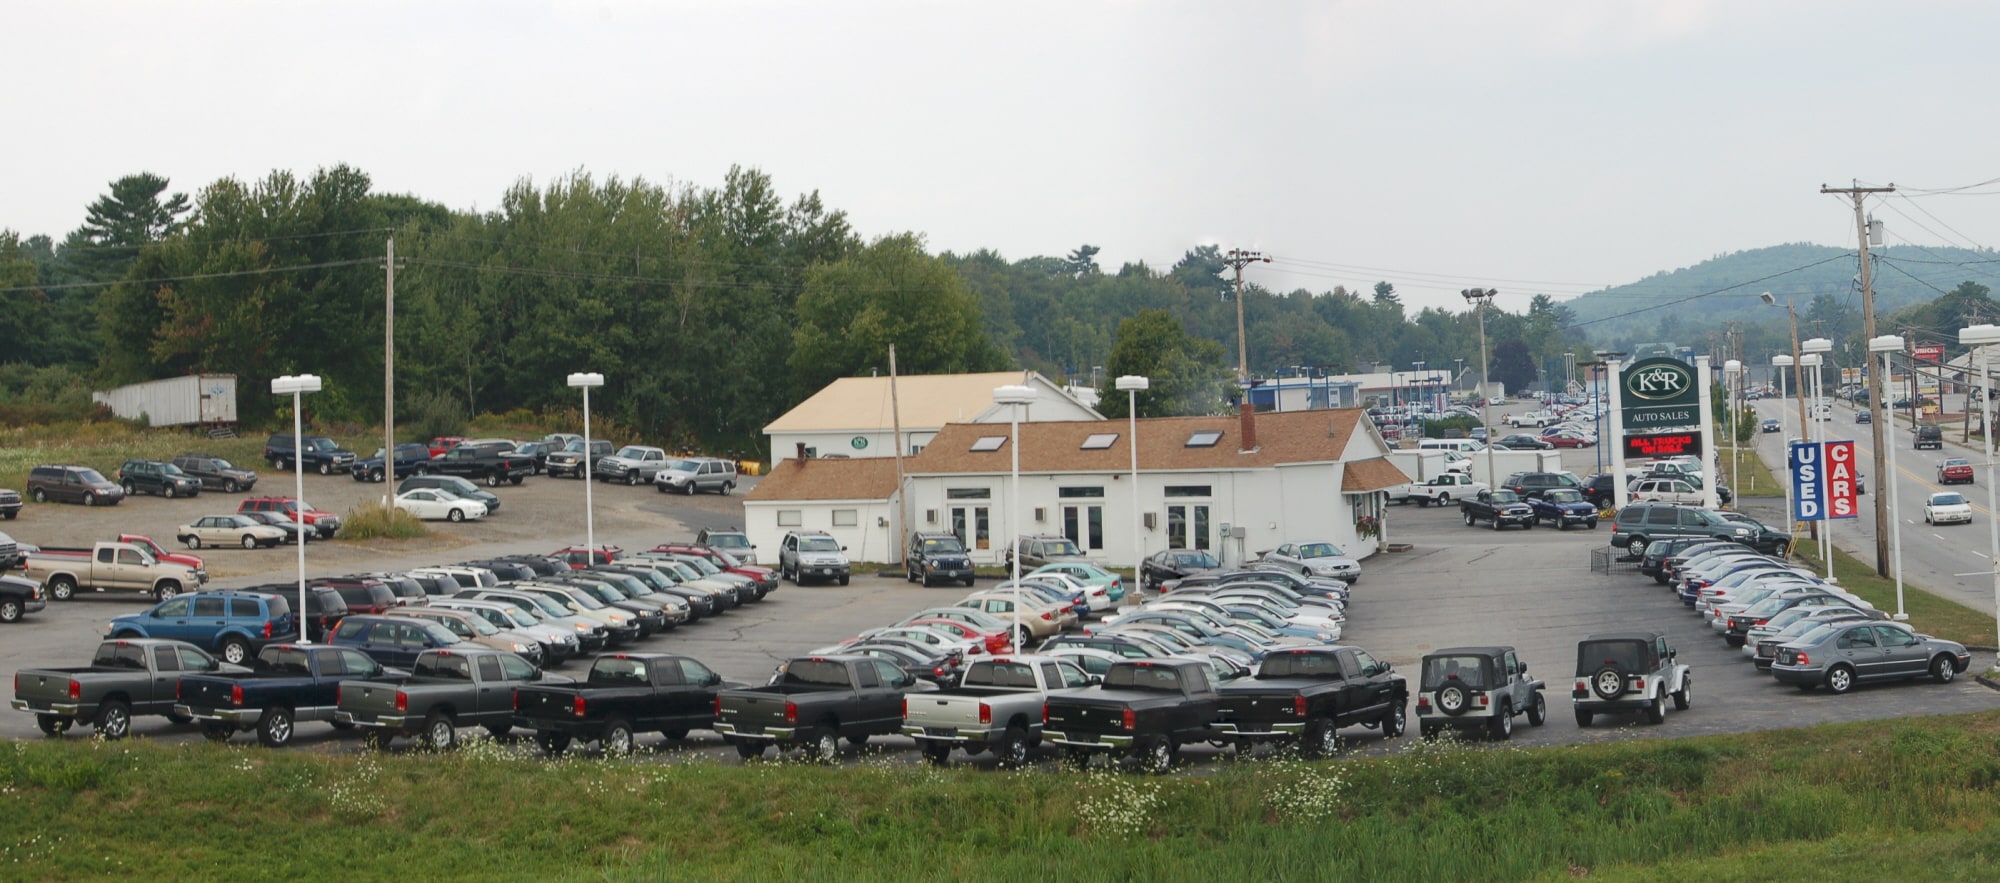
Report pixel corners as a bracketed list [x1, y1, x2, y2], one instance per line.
[91, 375, 238, 427]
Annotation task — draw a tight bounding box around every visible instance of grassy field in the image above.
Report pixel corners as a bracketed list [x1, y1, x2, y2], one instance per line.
[0, 421, 377, 494]
[5, 712, 2000, 879]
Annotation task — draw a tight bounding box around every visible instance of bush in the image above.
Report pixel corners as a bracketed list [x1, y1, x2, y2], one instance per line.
[1423, 415, 1482, 439]
[402, 389, 469, 443]
[339, 502, 431, 541]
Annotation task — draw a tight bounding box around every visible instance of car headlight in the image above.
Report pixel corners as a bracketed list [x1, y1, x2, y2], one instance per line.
[573, 623, 591, 632]
[513, 643, 530, 652]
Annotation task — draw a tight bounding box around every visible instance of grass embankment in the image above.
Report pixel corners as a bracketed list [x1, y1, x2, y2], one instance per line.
[1720, 447, 1777, 497]
[0, 422, 374, 493]
[7, 713, 2000, 879]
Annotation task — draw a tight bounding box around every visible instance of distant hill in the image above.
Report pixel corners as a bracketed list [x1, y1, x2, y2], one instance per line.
[1561, 242, 2000, 341]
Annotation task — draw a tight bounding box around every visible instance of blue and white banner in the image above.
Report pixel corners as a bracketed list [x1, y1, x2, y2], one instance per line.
[1789, 441, 1825, 522]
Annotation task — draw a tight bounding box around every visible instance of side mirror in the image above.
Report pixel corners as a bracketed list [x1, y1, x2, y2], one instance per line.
[1518, 662, 1528, 674]
[841, 546, 849, 552]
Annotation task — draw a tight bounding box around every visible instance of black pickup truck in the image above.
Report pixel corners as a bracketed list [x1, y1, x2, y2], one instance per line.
[11, 638, 240, 738]
[513, 652, 743, 755]
[428, 442, 535, 488]
[334, 647, 567, 749]
[1211, 646, 1407, 756]
[1460, 489, 1537, 530]
[1042, 658, 1222, 774]
[714, 655, 933, 761]
[175, 643, 402, 747]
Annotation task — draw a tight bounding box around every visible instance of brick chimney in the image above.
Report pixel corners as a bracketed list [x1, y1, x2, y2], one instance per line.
[795, 443, 808, 461]
[1238, 403, 1260, 453]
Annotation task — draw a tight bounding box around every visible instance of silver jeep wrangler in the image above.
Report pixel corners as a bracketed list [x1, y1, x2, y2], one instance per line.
[1571, 631, 1691, 727]
[1415, 646, 1547, 740]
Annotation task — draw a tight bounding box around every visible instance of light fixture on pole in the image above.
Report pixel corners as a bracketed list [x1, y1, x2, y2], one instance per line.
[1802, 340, 1833, 579]
[567, 372, 605, 560]
[1959, 324, 2000, 651]
[1462, 288, 1499, 486]
[1724, 359, 1742, 505]
[1773, 354, 1795, 533]
[1114, 375, 1149, 602]
[1868, 334, 1909, 620]
[270, 374, 323, 643]
[994, 384, 1038, 649]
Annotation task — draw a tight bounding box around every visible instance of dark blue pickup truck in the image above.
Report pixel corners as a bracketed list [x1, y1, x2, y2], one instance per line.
[351, 443, 435, 483]
[175, 644, 403, 747]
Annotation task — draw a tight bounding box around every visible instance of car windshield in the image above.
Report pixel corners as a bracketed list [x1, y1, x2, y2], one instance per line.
[679, 557, 721, 575]
[1296, 542, 1345, 558]
[708, 534, 750, 550]
[1421, 655, 1491, 689]
[552, 588, 605, 610]
[1489, 491, 1522, 503]
[1576, 640, 1650, 675]
[923, 537, 968, 554]
[1543, 489, 1585, 504]
[664, 458, 698, 471]
[1104, 664, 1185, 692]
[439, 478, 478, 494]
[1042, 538, 1084, 556]
[614, 446, 650, 459]
[1744, 597, 1794, 617]
[1946, 459, 1969, 468]
[308, 439, 338, 452]
[564, 440, 589, 452]
[1934, 493, 1967, 506]
[799, 537, 841, 552]
[210, 458, 236, 470]
[76, 468, 109, 484]
[1175, 551, 1219, 568]
[1792, 623, 1846, 645]
[513, 595, 568, 618]
[457, 615, 499, 636]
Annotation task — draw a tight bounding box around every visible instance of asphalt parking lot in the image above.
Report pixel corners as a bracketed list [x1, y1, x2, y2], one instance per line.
[5, 453, 1995, 766]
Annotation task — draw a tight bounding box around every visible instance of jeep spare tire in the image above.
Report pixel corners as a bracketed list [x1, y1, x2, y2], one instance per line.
[1435, 684, 1470, 716]
[1590, 666, 1626, 700]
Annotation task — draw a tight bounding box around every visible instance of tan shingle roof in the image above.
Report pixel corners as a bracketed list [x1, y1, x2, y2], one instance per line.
[765, 371, 1083, 434]
[744, 457, 902, 502]
[907, 409, 1368, 475]
[1342, 458, 1411, 492]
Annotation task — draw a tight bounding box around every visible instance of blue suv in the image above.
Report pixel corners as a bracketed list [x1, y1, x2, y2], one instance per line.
[106, 590, 295, 665]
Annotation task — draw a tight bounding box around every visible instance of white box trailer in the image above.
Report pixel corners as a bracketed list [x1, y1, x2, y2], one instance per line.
[1467, 449, 1565, 487]
[91, 374, 238, 427]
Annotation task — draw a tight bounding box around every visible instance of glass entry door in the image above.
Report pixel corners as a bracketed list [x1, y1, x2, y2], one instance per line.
[1062, 504, 1104, 551]
[951, 506, 991, 551]
[1166, 503, 1210, 551]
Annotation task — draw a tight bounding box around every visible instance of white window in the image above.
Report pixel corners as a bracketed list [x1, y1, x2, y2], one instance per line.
[777, 510, 803, 527]
[832, 509, 859, 527]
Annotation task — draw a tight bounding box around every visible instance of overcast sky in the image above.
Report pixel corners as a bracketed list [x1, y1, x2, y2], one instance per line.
[9, 1, 1999, 313]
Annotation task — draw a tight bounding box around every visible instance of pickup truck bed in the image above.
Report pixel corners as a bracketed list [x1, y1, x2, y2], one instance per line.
[335, 647, 566, 749]
[715, 656, 928, 762]
[900, 655, 1090, 766]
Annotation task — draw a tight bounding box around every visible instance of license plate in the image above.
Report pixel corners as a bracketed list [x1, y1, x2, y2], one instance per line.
[924, 727, 954, 737]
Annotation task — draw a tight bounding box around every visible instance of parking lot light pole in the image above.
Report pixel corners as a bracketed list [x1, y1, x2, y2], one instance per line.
[1957, 324, 2000, 651]
[1462, 288, 1498, 486]
[567, 373, 605, 560]
[1115, 375, 1150, 602]
[1802, 340, 1833, 579]
[1724, 359, 1742, 507]
[1773, 355, 1795, 540]
[994, 384, 1038, 649]
[1869, 335, 1909, 620]
[271, 374, 323, 643]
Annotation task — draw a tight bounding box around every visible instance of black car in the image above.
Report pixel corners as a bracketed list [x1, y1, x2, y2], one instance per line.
[1140, 549, 1223, 592]
[1493, 435, 1555, 451]
[1760, 418, 1781, 433]
[171, 454, 259, 494]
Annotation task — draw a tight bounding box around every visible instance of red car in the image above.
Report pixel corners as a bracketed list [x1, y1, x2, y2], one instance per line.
[237, 497, 342, 539]
[117, 533, 206, 577]
[427, 436, 469, 458]
[650, 543, 777, 598]
[1938, 458, 1975, 485]
[1545, 433, 1595, 449]
[550, 544, 624, 569]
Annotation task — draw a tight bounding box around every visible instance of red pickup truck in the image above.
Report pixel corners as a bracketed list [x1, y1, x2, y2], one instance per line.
[118, 534, 206, 579]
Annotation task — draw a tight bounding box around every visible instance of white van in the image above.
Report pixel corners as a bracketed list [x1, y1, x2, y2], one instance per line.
[1418, 439, 1485, 454]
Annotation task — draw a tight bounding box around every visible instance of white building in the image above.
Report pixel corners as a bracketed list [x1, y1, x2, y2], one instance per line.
[763, 370, 1102, 463]
[742, 457, 902, 567]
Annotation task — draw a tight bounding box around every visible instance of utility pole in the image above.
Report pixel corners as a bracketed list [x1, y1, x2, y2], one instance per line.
[1222, 248, 1270, 384]
[889, 344, 908, 566]
[1823, 181, 1895, 577]
[381, 234, 404, 502]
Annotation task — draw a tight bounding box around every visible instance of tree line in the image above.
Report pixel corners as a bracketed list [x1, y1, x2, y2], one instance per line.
[2, 167, 1602, 454]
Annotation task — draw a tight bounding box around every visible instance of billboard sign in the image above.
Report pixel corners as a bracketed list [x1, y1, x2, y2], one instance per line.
[1790, 441, 1824, 522]
[1824, 440, 1859, 519]
[1913, 344, 1944, 363]
[1621, 356, 1701, 430]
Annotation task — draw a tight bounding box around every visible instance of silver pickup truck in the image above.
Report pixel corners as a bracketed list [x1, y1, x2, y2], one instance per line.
[900, 655, 1096, 766]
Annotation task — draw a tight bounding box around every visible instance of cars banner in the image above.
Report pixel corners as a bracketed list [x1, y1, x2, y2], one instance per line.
[1824, 440, 1859, 519]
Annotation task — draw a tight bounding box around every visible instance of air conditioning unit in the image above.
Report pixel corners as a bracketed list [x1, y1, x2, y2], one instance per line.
[925, 509, 937, 524]
[1142, 512, 1158, 529]
[1229, 526, 1247, 539]
[1034, 507, 1046, 522]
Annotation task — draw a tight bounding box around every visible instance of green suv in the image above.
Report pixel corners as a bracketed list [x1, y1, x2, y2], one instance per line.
[1608, 503, 1755, 556]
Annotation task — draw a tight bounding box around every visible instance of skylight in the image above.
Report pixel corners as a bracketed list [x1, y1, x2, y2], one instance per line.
[1186, 430, 1223, 448]
[970, 436, 1007, 452]
[1081, 433, 1118, 450]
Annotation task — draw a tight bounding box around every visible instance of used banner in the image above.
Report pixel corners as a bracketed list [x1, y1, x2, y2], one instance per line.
[1789, 441, 1824, 522]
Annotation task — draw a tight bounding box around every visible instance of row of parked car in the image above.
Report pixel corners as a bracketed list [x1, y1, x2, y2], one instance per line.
[1641, 535, 1971, 693]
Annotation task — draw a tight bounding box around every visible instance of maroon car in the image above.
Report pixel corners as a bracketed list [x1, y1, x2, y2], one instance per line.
[1938, 458, 1975, 485]
[651, 543, 777, 599]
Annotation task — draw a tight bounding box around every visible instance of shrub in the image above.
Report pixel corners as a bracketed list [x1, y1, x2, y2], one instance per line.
[402, 389, 469, 443]
[339, 502, 431, 541]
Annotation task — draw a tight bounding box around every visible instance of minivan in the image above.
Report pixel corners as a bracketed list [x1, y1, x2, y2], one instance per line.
[327, 614, 463, 668]
[27, 465, 125, 506]
[654, 456, 739, 495]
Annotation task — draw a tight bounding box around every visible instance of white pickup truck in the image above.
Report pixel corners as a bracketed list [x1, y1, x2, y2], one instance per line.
[1387, 472, 1489, 507]
[900, 655, 1097, 766]
[1505, 410, 1559, 428]
[20, 541, 204, 601]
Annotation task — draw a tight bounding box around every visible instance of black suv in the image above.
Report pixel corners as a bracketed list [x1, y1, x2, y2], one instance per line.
[117, 459, 201, 499]
[907, 532, 975, 587]
[1500, 471, 1583, 501]
[1580, 473, 1619, 509]
[171, 454, 259, 493]
[1609, 502, 1756, 556]
[1915, 424, 1943, 450]
[264, 433, 357, 475]
[26, 464, 124, 506]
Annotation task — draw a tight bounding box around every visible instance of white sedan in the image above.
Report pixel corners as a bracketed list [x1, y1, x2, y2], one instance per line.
[177, 514, 289, 549]
[394, 488, 488, 522]
[1925, 492, 1974, 526]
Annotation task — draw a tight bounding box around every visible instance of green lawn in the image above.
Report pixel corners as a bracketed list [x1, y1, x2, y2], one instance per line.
[8, 713, 2000, 880]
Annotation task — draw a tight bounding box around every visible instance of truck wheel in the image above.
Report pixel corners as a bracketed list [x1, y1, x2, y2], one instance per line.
[1135, 736, 1174, 774]
[48, 576, 75, 601]
[1464, 512, 1475, 526]
[808, 725, 839, 763]
[95, 700, 132, 740]
[201, 723, 232, 742]
[1487, 701, 1513, 740]
[0, 599, 21, 623]
[1644, 694, 1666, 724]
[838, 575, 850, 586]
[36, 714, 72, 737]
[920, 741, 952, 766]
[1527, 692, 1547, 726]
[156, 581, 183, 600]
[223, 479, 239, 493]
[422, 713, 458, 750]
[1672, 674, 1692, 710]
[220, 637, 252, 666]
[1381, 701, 1407, 738]
[732, 739, 765, 760]
[997, 725, 1032, 767]
[32, 488, 47, 503]
[602, 718, 636, 756]
[257, 707, 295, 748]
[371, 469, 385, 483]
[537, 732, 573, 755]
[491, 472, 507, 488]
[1302, 717, 1338, 758]
[1574, 709, 1593, 728]
[317, 461, 332, 475]
[164, 485, 178, 499]
[122, 481, 136, 496]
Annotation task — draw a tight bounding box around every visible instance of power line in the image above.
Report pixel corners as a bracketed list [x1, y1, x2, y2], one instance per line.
[36, 226, 393, 253]
[0, 258, 380, 294]
[1566, 254, 1856, 329]
[1267, 256, 1610, 293]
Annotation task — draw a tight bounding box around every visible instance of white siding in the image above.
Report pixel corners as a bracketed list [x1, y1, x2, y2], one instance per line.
[90, 375, 238, 426]
[743, 497, 897, 567]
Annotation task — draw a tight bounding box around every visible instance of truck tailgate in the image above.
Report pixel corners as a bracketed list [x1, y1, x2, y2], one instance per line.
[902, 693, 989, 731]
[718, 692, 795, 732]
[12, 670, 85, 710]
[178, 676, 241, 711]
[1044, 697, 1128, 734]
[1216, 688, 1301, 727]
[336, 681, 405, 723]
[514, 686, 582, 721]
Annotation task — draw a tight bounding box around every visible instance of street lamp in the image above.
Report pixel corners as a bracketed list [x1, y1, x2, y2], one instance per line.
[1115, 375, 1149, 602]
[1958, 323, 2000, 652]
[1869, 334, 1909, 620]
[1724, 359, 1742, 506]
[270, 374, 323, 643]
[1762, 293, 1809, 448]
[1773, 354, 1795, 535]
[1462, 288, 1499, 486]
[994, 384, 1038, 648]
[1802, 342, 1833, 579]
[567, 372, 604, 559]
